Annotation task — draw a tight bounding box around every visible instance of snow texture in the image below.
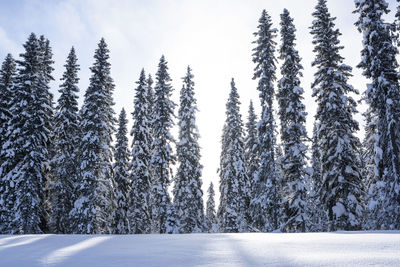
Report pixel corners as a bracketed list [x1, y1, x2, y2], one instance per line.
[0, 232, 399, 266]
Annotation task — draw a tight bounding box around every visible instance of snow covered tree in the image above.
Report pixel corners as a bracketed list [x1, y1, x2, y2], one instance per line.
[217, 79, 248, 233]
[354, 0, 400, 230]
[244, 100, 258, 226]
[0, 54, 16, 154]
[311, 0, 364, 231]
[38, 35, 55, 233]
[113, 108, 130, 234]
[150, 56, 176, 234]
[128, 69, 152, 234]
[360, 107, 378, 229]
[0, 53, 17, 233]
[205, 182, 217, 232]
[70, 38, 116, 234]
[309, 122, 326, 231]
[0, 33, 53, 233]
[173, 66, 204, 233]
[250, 9, 280, 232]
[49, 47, 80, 234]
[277, 9, 309, 233]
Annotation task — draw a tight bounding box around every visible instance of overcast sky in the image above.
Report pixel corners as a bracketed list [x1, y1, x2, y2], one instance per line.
[0, 0, 397, 201]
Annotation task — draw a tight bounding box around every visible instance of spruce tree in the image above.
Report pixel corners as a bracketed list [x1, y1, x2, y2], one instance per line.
[0, 54, 17, 233]
[113, 108, 131, 234]
[50, 47, 80, 234]
[310, 122, 326, 231]
[277, 9, 309, 232]
[129, 69, 152, 234]
[244, 100, 258, 227]
[0, 33, 53, 233]
[150, 56, 176, 233]
[250, 10, 279, 232]
[217, 79, 248, 233]
[70, 38, 116, 234]
[311, 0, 363, 231]
[173, 66, 204, 233]
[354, 0, 400, 230]
[205, 182, 217, 233]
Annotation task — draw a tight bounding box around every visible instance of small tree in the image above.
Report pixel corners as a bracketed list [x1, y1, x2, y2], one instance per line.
[205, 182, 217, 233]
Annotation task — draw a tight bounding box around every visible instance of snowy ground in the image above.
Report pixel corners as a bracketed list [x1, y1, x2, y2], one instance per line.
[0, 231, 399, 266]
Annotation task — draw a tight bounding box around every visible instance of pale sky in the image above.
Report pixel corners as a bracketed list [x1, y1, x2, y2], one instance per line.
[0, 0, 397, 202]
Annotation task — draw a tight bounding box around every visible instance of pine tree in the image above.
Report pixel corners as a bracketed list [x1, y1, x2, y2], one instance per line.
[173, 66, 204, 233]
[277, 9, 309, 232]
[250, 10, 279, 232]
[70, 38, 116, 234]
[113, 108, 130, 234]
[38, 35, 55, 234]
[244, 100, 258, 227]
[49, 47, 80, 234]
[217, 79, 248, 233]
[311, 0, 364, 231]
[150, 56, 176, 233]
[0, 33, 53, 233]
[205, 182, 217, 233]
[354, 0, 400, 230]
[129, 69, 152, 234]
[0, 53, 17, 233]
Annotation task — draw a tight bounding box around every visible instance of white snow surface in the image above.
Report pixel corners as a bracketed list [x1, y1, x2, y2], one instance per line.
[0, 231, 399, 266]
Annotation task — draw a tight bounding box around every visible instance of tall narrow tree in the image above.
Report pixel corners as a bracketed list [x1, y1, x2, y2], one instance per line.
[250, 10, 279, 232]
[0, 54, 17, 233]
[217, 79, 248, 233]
[244, 100, 258, 226]
[0, 33, 53, 233]
[205, 182, 217, 233]
[354, 0, 400, 230]
[70, 38, 116, 234]
[113, 108, 130, 234]
[311, 0, 363, 231]
[50, 47, 80, 234]
[173, 66, 204, 233]
[129, 69, 152, 234]
[277, 9, 309, 232]
[150, 56, 176, 234]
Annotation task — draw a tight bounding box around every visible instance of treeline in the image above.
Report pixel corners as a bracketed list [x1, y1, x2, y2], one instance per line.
[1, 0, 400, 235]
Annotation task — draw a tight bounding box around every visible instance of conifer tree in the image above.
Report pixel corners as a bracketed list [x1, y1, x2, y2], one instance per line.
[0, 33, 53, 233]
[70, 38, 116, 234]
[250, 10, 279, 232]
[205, 182, 217, 232]
[113, 108, 130, 234]
[0, 54, 17, 233]
[311, 0, 363, 231]
[244, 101, 258, 226]
[50, 47, 80, 234]
[217, 79, 248, 233]
[310, 122, 326, 231]
[129, 69, 152, 234]
[173, 66, 204, 233]
[277, 9, 309, 232]
[150, 56, 176, 233]
[0, 54, 16, 152]
[38, 35, 55, 233]
[354, 0, 400, 230]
